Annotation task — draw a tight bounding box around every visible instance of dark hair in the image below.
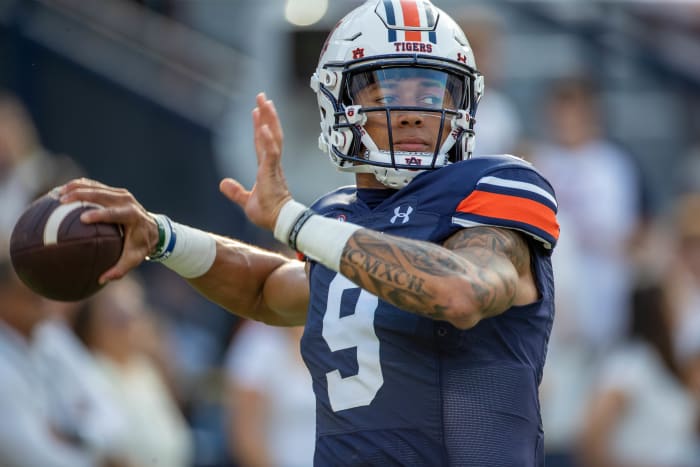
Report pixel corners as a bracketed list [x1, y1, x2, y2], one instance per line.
[629, 284, 680, 380]
[548, 76, 601, 102]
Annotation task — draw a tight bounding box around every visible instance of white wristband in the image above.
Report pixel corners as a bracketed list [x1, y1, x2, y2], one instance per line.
[273, 199, 361, 271]
[161, 222, 217, 278]
[273, 199, 307, 245]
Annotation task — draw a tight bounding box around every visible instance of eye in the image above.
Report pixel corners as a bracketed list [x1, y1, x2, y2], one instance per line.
[376, 94, 397, 105]
[418, 94, 442, 107]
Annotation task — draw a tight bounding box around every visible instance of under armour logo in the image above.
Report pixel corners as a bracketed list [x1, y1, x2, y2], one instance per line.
[390, 205, 413, 224]
[457, 53, 467, 64]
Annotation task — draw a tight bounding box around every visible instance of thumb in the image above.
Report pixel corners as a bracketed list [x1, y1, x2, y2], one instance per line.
[219, 178, 250, 208]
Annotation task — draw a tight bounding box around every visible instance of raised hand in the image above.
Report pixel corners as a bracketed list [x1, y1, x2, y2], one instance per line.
[219, 92, 292, 232]
[59, 178, 158, 284]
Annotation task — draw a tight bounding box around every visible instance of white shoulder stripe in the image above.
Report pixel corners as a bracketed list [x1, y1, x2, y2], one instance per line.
[478, 176, 557, 207]
[451, 217, 553, 249]
[43, 202, 102, 245]
[451, 217, 484, 229]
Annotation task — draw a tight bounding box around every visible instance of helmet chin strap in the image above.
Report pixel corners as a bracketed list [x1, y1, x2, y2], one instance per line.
[371, 166, 423, 188]
[342, 163, 423, 189]
[340, 151, 448, 189]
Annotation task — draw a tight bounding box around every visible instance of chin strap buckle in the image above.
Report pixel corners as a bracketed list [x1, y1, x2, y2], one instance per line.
[451, 110, 470, 130]
[344, 105, 366, 125]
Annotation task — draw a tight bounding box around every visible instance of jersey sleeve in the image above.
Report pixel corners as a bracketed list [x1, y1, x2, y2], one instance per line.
[451, 166, 560, 250]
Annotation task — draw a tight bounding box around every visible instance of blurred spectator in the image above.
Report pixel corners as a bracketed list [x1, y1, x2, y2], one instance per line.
[0, 91, 83, 245]
[143, 266, 240, 467]
[74, 275, 194, 467]
[146, 266, 235, 400]
[665, 193, 700, 456]
[673, 91, 700, 197]
[530, 76, 643, 349]
[0, 255, 100, 467]
[532, 76, 645, 465]
[224, 321, 315, 467]
[663, 194, 700, 329]
[630, 1, 700, 34]
[453, 6, 522, 156]
[578, 283, 700, 467]
[32, 299, 131, 466]
[675, 311, 700, 411]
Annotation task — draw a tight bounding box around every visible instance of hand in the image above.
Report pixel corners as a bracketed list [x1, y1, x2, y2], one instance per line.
[59, 178, 158, 284]
[219, 92, 292, 232]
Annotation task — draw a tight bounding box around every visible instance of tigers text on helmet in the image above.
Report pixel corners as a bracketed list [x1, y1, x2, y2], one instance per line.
[310, 0, 484, 188]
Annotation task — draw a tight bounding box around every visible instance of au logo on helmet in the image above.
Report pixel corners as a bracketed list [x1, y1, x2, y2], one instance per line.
[352, 48, 365, 59]
[376, 0, 439, 44]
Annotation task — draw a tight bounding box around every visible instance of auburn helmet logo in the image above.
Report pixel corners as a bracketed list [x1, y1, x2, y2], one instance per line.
[376, 0, 439, 44]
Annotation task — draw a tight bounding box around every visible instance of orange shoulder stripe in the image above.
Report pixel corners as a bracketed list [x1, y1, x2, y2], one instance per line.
[456, 190, 560, 240]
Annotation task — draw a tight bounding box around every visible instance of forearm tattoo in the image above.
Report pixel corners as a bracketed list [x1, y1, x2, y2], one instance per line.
[339, 227, 529, 322]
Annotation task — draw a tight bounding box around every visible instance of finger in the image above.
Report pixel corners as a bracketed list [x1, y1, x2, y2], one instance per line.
[256, 96, 283, 144]
[263, 99, 283, 144]
[219, 177, 251, 208]
[256, 92, 267, 109]
[60, 178, 117, 195]
[60, 186, 131, 208]
[252, 108, 265, 166]
[254, 121, 279, 167]
[253, 125, 280, 179]
[79, 205, 140, 225]
[99, 216, 155, 284]
[252, 93, 265, 134]
[258, 124, 281, 170]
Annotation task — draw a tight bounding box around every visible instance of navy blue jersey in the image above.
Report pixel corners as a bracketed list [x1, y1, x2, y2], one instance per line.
[301, 156, 559, 466]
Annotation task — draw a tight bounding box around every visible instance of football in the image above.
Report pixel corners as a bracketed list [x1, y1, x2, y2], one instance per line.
[9, 190, 124, 301]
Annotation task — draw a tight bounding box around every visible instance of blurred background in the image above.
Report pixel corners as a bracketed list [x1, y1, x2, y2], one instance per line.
[1, 0, 699, 466]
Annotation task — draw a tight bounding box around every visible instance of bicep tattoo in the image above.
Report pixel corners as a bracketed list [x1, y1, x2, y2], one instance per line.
[443, 226, 531, 274]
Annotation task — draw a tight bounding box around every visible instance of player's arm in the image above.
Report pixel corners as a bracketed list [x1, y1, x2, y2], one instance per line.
[59, 179, 309, 327]
[339, 225, 535, 330]
[187, 237, 309, 326]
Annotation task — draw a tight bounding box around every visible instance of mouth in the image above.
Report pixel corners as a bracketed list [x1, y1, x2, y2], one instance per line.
[393, 138, 431, 152]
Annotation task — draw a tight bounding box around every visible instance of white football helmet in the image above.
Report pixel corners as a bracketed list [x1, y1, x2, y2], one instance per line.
[310, 0, 484, 188]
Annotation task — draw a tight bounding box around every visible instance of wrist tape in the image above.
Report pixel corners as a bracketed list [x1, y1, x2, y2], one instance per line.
[273, 199, 361, 271]
[147, 214, 216, 278]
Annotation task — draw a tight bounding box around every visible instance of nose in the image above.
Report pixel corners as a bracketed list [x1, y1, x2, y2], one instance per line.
[395, 110, 424, 127]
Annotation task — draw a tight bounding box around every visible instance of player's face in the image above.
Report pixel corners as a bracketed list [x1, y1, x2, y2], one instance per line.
[348, 68, 461, 153]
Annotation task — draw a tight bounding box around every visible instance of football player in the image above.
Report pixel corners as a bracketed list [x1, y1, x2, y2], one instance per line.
[61, 1, 559, 465]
